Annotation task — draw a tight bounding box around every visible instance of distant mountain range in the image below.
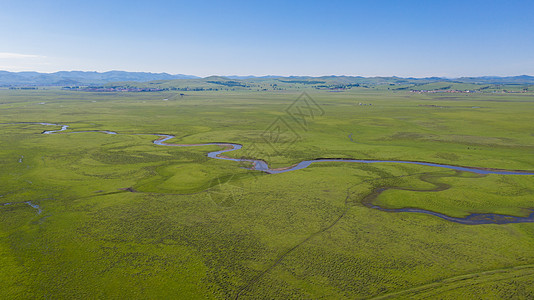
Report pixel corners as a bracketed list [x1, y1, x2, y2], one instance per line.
[450, 75, 534, 84]
[0, 70, 533, 86]
[0, 71, 199, 86]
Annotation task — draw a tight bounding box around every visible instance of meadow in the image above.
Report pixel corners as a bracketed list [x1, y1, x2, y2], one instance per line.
[1, 87, 534, 298]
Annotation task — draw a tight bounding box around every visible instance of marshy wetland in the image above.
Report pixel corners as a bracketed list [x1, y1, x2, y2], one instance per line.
[1, 88, 534, 298]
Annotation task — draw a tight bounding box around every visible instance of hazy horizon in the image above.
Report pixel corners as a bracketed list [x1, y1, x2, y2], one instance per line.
[2, 0, 533, 77]
[1, 68, 533, 79]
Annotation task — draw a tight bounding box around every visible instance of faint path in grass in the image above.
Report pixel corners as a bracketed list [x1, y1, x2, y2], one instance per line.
[234, 190, 353, 299]
[235, 172, 435, 298]
[368, 263, 534, 299]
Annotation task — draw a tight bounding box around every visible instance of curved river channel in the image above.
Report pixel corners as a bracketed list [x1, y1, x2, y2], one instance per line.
[9, 122, 534, 224]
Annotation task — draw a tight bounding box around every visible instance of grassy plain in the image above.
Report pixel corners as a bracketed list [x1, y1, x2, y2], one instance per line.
[1, 87, 534, 298]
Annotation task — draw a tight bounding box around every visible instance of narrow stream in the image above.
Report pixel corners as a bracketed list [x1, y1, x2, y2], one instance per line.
[4, 122, 534, 223]
[2, 201, 42, 214]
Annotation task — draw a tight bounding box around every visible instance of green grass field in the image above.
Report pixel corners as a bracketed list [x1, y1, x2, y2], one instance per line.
[1, 88, 534, 298]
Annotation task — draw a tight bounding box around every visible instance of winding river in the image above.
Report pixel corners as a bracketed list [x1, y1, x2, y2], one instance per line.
[153, 133, 534, 175]
[4, 122, 534, 224]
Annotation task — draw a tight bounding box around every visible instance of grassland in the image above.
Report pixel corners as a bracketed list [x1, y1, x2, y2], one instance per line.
[1, 87, 534, 298]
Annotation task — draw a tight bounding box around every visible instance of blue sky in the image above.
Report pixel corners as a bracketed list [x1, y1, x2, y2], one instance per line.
[1, 0, 533, 77]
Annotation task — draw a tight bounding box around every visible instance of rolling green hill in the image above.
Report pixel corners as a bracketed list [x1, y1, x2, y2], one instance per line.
[95, 76, 534, 93]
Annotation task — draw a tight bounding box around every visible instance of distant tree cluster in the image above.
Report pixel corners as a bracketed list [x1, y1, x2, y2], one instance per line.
[206, 81, 250, 87]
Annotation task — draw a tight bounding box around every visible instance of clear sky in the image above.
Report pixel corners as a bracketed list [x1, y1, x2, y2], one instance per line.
[1, 0, 533, 77]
